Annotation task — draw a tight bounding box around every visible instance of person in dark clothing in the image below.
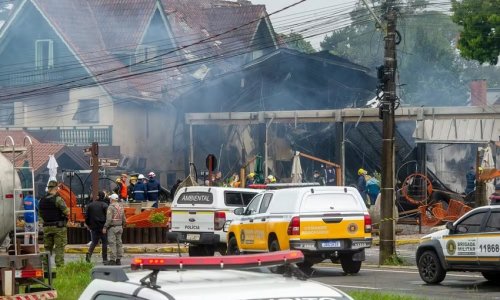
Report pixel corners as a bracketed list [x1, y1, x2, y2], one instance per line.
[133, 174, 148, 202]
[170, 179, 182, 200]
[325, 166, 336, 186]
[357, 168, 367, 203]
[146, 171, 162, 208]
[313, 171, 325, 186]
[465, 166, 476, 195]
[85, 195, 109, 264]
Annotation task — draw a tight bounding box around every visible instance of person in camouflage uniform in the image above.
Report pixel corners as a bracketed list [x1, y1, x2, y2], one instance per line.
[39, 180, 69, 267]
[103, 193, 126, 265]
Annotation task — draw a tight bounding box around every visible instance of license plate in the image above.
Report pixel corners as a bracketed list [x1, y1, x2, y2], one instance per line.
[321, 241, 341, 248]
[186, 234, 200, 241]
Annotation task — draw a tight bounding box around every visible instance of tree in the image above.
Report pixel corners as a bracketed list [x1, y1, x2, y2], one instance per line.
[320, 1, 499, 106]
[451, 0, 500, 65]
[278, 32, 316, 53]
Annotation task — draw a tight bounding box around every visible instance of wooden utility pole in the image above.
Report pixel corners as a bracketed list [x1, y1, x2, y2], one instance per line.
[380, 2, 398, 264]
[91, 142, 99, 201]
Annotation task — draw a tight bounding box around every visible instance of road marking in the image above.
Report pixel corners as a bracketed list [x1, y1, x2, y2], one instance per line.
[329, 284, 380, 290]
[317, 266, 483, 278]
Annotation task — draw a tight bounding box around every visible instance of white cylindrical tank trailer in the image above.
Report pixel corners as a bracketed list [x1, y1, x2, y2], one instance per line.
[0, 153, 22, 243]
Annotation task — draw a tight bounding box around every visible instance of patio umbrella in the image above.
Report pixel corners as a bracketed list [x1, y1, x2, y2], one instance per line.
[47, 155, 59, 184]
[481, 145, 495, 202]
[291, 151, 303, 183]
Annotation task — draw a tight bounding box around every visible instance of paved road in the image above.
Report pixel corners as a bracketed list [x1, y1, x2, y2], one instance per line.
[312, 265, 500, 300]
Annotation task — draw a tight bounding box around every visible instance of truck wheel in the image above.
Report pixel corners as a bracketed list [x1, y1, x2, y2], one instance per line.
[188, 245, 203, 256]
[482, 272, 500, 283]
[227, 237, 240, 255]
[418, 250, 446, 284]
[340, 253, 362, 274]
[217, 244, 228, 255]
[188, 245, 215, 256]
[269, 239, 284, 274]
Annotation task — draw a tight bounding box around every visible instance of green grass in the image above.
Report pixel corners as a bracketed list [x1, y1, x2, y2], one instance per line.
[350, 291, 424, 300]
[52, 260, 93, 300]
[382, 254, 409, 266]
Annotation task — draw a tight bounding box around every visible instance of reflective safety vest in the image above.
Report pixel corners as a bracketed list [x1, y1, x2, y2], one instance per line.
[110, 203, 123, 223]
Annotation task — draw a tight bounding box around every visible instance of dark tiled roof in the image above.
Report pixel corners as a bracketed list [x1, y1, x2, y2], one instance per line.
[25, 0, 268, 102]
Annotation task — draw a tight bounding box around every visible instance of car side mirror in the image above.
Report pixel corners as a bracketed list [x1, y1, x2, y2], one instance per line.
[234, 207, 244, 215]
[445, 222, 455, 231]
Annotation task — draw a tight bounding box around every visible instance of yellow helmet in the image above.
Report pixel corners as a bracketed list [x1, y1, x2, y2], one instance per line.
[267, 175, 276, 183]
[115, 177, 121, 183]
[358, 168, 366, 175]
[247, 172, 255, 178]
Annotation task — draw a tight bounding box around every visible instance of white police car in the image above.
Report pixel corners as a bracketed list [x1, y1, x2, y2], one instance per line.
[416, 205, 500, 284]
[79, 251, 353, 300]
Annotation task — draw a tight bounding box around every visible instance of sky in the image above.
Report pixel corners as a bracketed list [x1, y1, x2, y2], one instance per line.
[251, 0, 359, 49]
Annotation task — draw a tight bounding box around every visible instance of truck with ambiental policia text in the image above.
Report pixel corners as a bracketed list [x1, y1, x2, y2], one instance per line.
[167, 186, 262, 256]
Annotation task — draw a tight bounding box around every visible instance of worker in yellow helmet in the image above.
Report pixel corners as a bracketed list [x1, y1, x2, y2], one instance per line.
[246, 172, 255, 186]
[357, 168, 368, 204]
[265, 175, 277, 184]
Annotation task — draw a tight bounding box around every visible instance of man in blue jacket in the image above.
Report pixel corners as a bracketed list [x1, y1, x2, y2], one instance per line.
[146, 171, 162, 208]
[22, 191, 39, 244]
[133, 174, 147, 203]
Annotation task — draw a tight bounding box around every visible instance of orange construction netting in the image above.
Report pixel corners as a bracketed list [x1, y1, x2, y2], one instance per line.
[126, 207, 171, 227]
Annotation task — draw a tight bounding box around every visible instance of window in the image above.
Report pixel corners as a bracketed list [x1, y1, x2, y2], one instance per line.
[245, 195, 262, 215]
[73, 99, 99, 123]
[0, 102, 14, 125]
[225, 192, 243, 206]
[241, 193, 257, 206]
[225, 192, 259, 207]
[35, 39, 54, 69]
[136, 45, 158, 64]
[259, 193, 273, 213]
[484, 211, 500, 232]
[456, 212, 487, 234]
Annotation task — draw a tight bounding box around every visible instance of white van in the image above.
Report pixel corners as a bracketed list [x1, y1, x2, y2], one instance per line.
[167, 186, 262, 256]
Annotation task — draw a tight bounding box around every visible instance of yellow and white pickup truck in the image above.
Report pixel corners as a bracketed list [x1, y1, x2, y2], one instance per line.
[226, 186, 372, 273]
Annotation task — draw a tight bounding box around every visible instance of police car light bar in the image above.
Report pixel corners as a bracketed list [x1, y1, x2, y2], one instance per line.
[131, 250, 304, 271]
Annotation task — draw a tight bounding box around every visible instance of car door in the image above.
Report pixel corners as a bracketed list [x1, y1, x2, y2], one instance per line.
[442, 211, 488, 267]
[477, 209, 500, 267]
[238, 194, 263, 251]
[251, 193, 273, 250]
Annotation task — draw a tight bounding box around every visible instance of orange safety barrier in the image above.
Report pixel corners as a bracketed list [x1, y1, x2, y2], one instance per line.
[57, 183, 77, 207]
[70, 206, 85, 223]
[124, 207, 136, 219]
[126, 207, 170, 227]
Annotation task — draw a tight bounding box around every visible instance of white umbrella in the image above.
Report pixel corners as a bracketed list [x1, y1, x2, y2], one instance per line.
[481, 145, 495, 203]
[291, 151, 303, 183]
[47, 155, 59, 182]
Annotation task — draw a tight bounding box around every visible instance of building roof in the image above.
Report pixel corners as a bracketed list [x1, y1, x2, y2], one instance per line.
[414, 118, 500, 144]
[3, 0, 273, 102]
[0, 130, 40, 147]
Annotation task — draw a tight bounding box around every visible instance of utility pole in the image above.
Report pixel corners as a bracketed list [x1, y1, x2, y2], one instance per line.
[91, 142, 99, 201]
[379, 2, 398, 264]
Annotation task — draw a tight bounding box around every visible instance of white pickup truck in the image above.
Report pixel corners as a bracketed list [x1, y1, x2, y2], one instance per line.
[167, 186, 261, 256]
